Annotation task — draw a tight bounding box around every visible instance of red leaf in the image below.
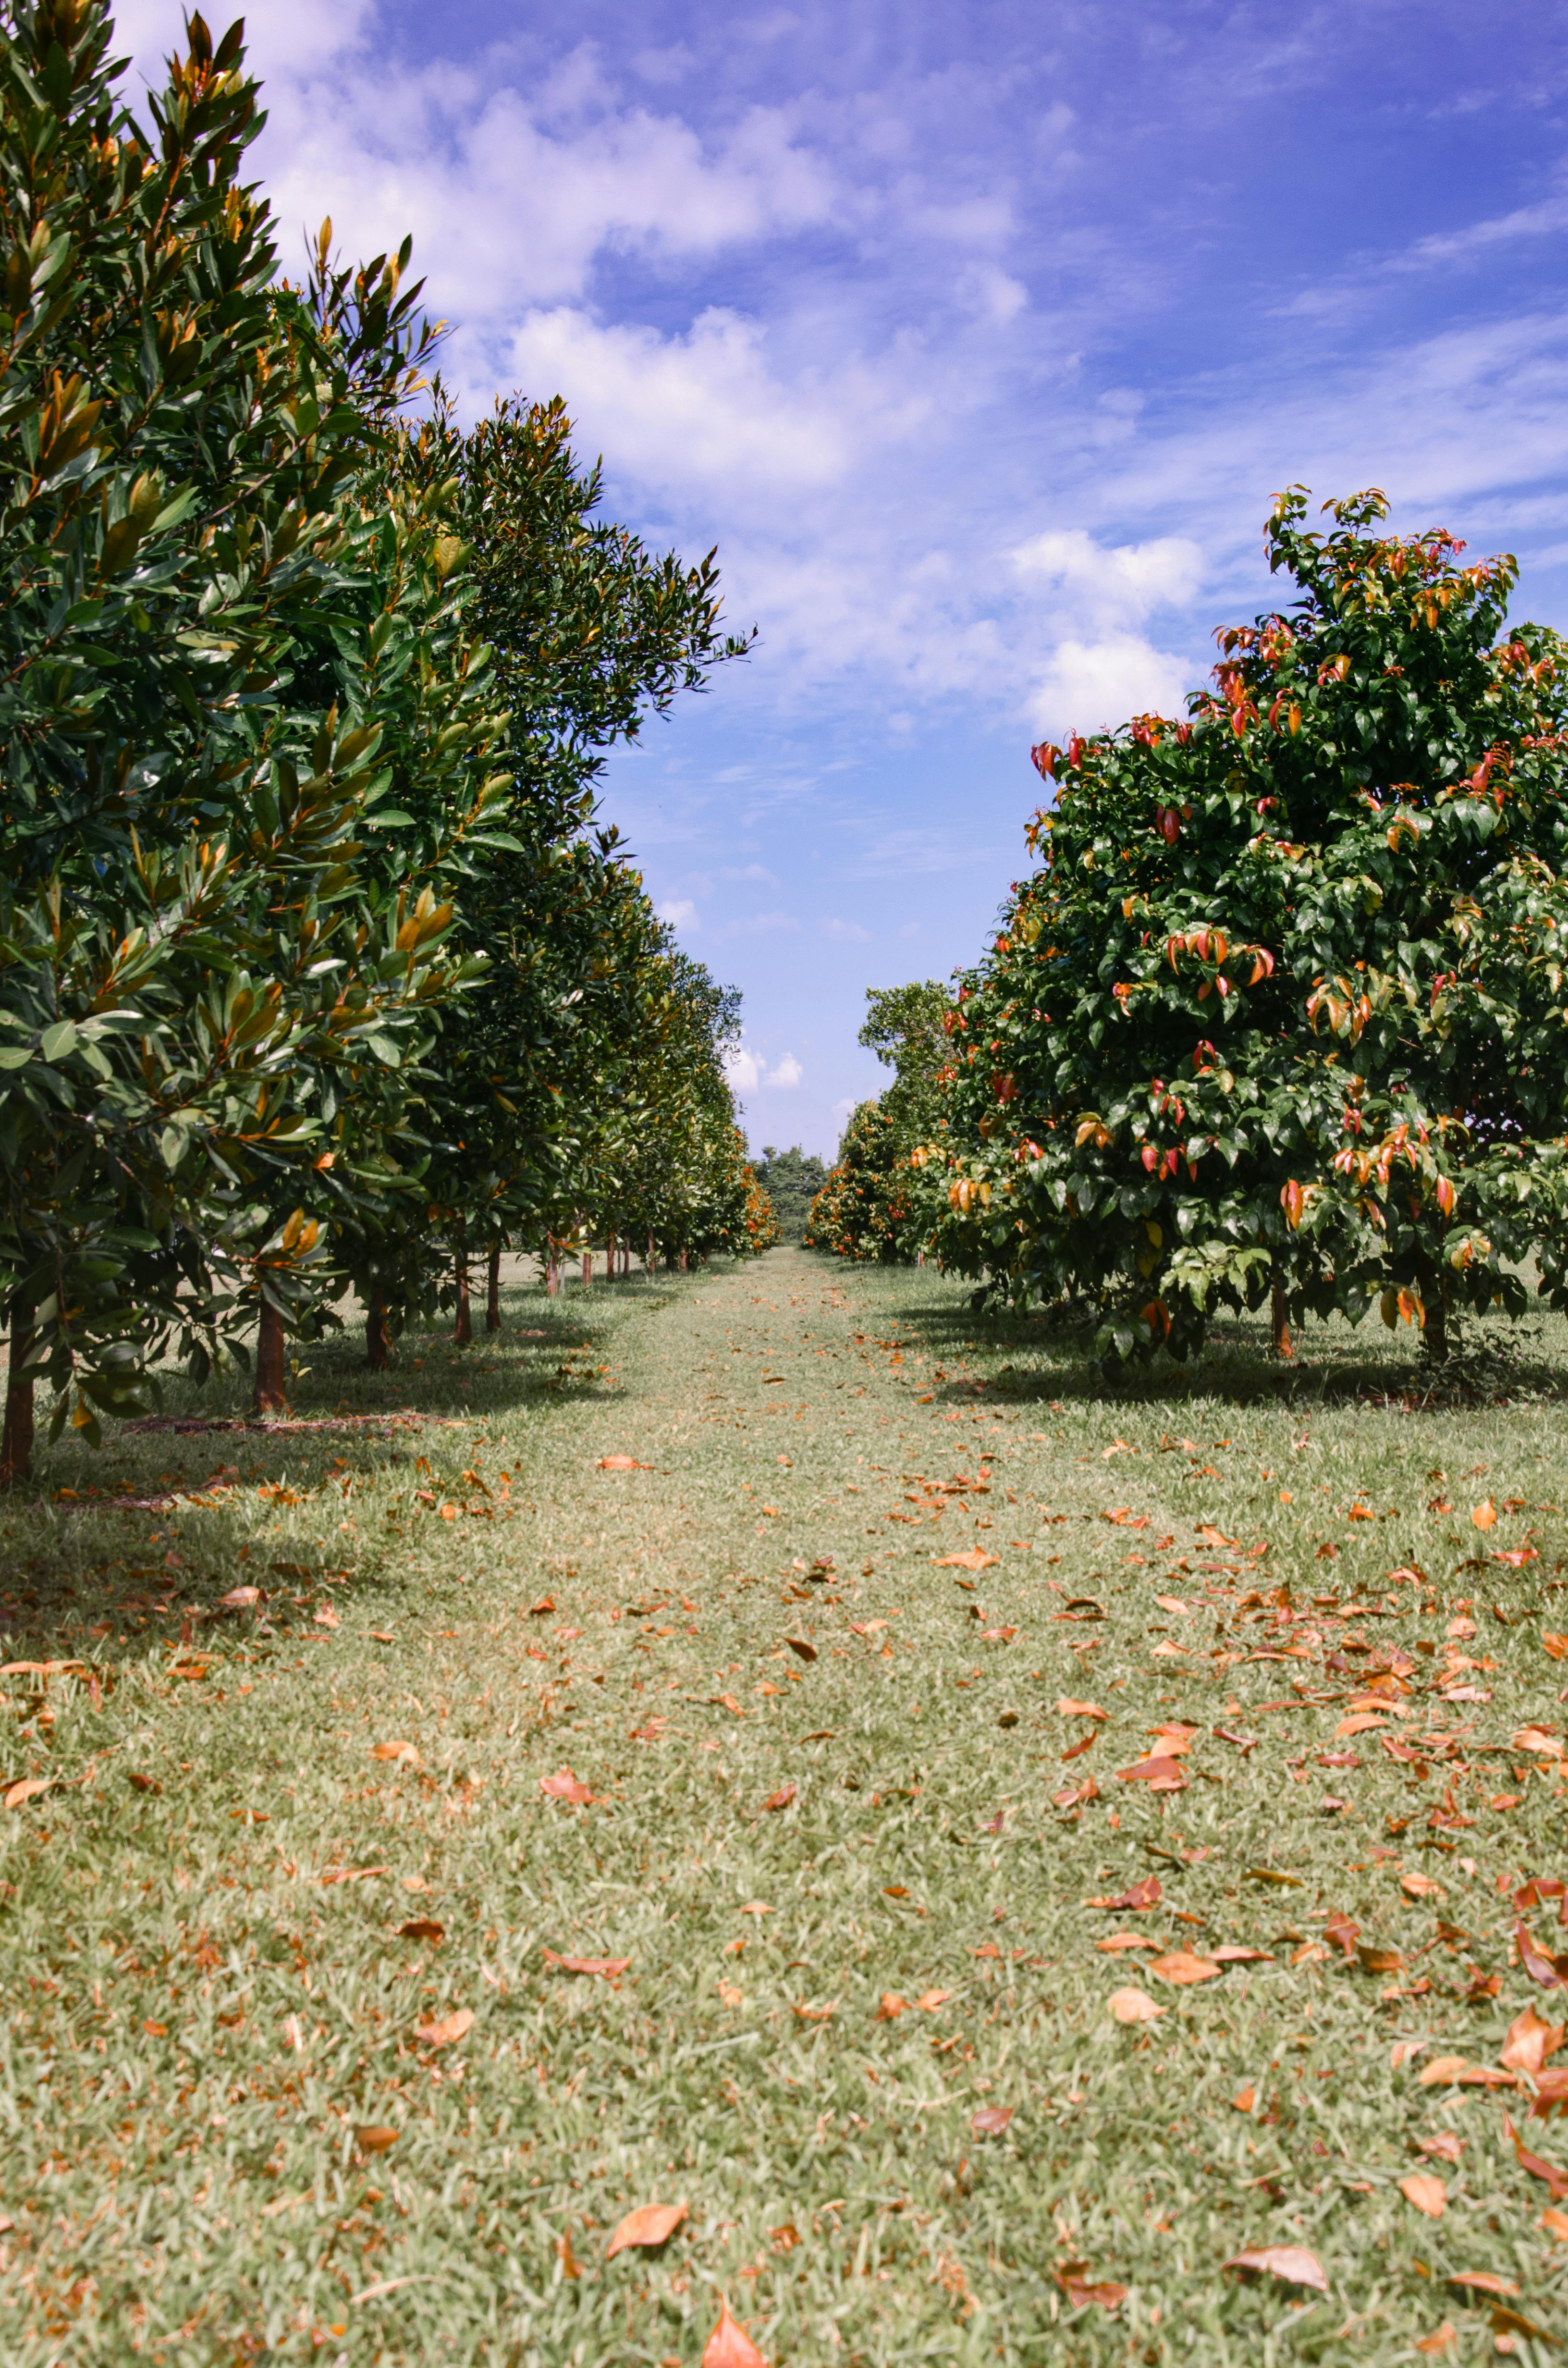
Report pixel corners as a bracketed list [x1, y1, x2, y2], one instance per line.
[702, 2296, 767, 2367]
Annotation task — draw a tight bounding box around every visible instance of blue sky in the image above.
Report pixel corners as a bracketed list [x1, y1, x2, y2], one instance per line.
[121, 0, 1568, 1154]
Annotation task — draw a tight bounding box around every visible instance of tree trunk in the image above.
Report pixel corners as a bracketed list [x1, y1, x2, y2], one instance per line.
[546, 1241, 559, 1296]
[647, 1233, 656, 1273]
[581, 1246, 592, 1288]
[366, 1288, 391, 1370]
[622, 1241, 631, 1280]
[254, 1297, 288, 1414]
[0, 1300, 36, 1487]
[1270, 1265, 1294, 1361]
[486, 1240, 502, 1333]
[679, 1248, 688, 1272]
[606, 1229, 616, 1280]
[453, 1223, 472, 1345]
[1415, 1250, 1448, 1362]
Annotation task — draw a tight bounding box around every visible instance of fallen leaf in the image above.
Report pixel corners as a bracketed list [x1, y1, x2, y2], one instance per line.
[528, 1595, 555, 1616]
[1057, 1697, 1109, 1719]
[1335, 1712, 1389, 1738]
[1225, 2245, 1329, 2294]
[916, 1988, 953, 2010]
[1415, 2322, 1457, 2355]
[1501, 2006, 1566, 2075]
[784, 1637, 817, 1662]
[793, 1999, 834, 2022]
[126, 1772, 160, 1794]
[606, 2201, 688, 2259]
[1400, 2172, 1447, 2218]
[1418, 2132, 1464, 2164]
[1097, 1932, 1157, 1953]
[1542, 2206, 1568, 2241]
[1403, 1872, 1446, 1901]
[1232, 2084, 1255, 2112]
[1149, 1949, 1223, 1985]
[1212, 1946, 1274, 1964]
[4, 1778, 51, 1809]
[877, 1993, 908, 2019]
[1392, 2040, 1427, 2070]
[371, 1740, 420, 1767]
[1517, 1919, 1568, 1988]
[1544, 1635, 1568, 1662]
[1447, 2272, 1519, 2299]
[539, 1768, 592, 1803]
[398, 1919, 444, 1944]
[1472, 1500, 1497, 1531]
[598, 1456, 651, 1471]
[542, 1951, 631, 1979]
[355, 2125, 400, 2155]
[1054, 2260, 1127, 2310]
[1504, 2110, 1568, 2199]
[1115, 1755, 1188, 1791]
[414, 2007, 473, 2047]
[761, 1783, 797, 1812]
[1358, 1944, 1404, 1974]
[1247, 1868, 1304, 1887]
[220, 1585, 261, 1609]
[1108, 1986, 1163, 2023]
[1513, 1727, 1565, 1758]
[1086, 1875, 1162, 1912]
[738, 1901, 773, 1916]
[936, 1549, 998, 1572]
[972, 2104, 1014, 2135]
[702, 2297, 767, 2368]
[558, 2228, 582, 2279]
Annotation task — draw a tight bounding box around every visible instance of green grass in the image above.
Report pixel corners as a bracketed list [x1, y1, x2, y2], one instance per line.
[1, 1246, 1566, 2366]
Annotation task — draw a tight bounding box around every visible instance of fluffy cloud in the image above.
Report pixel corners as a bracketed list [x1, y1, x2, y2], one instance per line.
[769, 1053, 803, 1088]
[657, 896, 699, 930]
[723, 1040, 802, 1093]
[1012, 528, 1204, 625]
[821, 916, 871, 942]
[1028, 633, 1194, 738]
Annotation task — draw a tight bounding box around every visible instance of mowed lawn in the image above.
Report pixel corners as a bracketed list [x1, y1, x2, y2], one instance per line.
[1, 1246, 1567, 2366]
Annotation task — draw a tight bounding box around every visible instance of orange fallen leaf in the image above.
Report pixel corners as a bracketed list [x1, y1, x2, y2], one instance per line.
[761, 1783, 797, 1812]
[784, 1637, 817, 1662]
[1400, 2172, 1446, 2218]
[1420, 2056, 1482, 2086]
[371, 1740, 420, 1767]
[598, 1455, 651, 1470]
[915, 1988, 953, 2010]
[1501, 2006, 1565, 2074]
[1447, 2271, 1519, 2299]
[1471, 1500, 1497, 1531]
[1335, 1712, 1389, 1739]
[1054, 2260, 1127, 2309]
[1414, 2323, 1457, 2356]
[738, 1901, 773, 1916]
[558, 2227, 583, 2279]
[1542, 2205, 1568, 2241]
[355, 2126, 400, 2155]
[606, 2201, 687, 2259]
[398, 1919, 444, 1944]
[1358, 1945, 1404, 1974]
[4, 1777, 52, 1809]
[539, 1768, 592, 1803]
[1149, 1950, 1222, 1985]
[877, 1993, 907, 2019]
[1225, 2245, 1329, 2293]
[1212, 1946, 1274, 1964]
[1513, 1726, 1565, 1757]
[1115, 1754, 1188, 1791]
[220, 1585, 262, 1609]
[937, 1549, 998, 1572]
[542, 1951, 631, 1979]
[702, 2297, 767, 2368]
[1098, 1932, 1158, 1953]
[1544, 1635, 1568, 1662]
[1403, 1872, 1445, 1901]
[1086, 1875, 1162, 1912]
[793, 1998, 835, 2023]
[1504, 2110, 1568, 2199]
[1232, 2084, 1255, 2112]
[414, 2007, 473, 2047]
[1418, 2132, 1463, 2164]
[1392, 2040, 1427, 2070]
[1108, 1986, 1162, 2023]
[1057, 1697, 1109, 1719]
[972, 2104, 1013, 2135]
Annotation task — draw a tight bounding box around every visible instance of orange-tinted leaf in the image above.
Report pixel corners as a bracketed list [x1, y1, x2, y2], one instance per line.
[355, 2125, 400, 2155]
[1501, 2006, 1565, 2074]
[542, 1950, 630, 1979]
[1098, 1932, 1158, 1953]
[972, 2104, 1014, 2135]
[936, 1549, 998, 1572]
[414, 2007, 473, 2047]
[126, 1772, 160, 1794]
[1057, 1697, 1109, 1719]
[1403, 1872, 1445, 1900]
[1471, 1500, 1497, 1530]
[784, 1636, 817, 1662]
[761, 1783, 797, 1812]
[1504, 2110, 1568, 2199]
[1447, 2272, 1519, 2299]
[1225, 2245, 1329, 2293]
[539, 1768, 592, 1803]
[877, 1993, 907, 2019]
[1516, 1920, 1568, 1988]
[1513, 1727, 1565, 1758]
[1544, 1635, 1568, 1661]
[915, 1988, 953, 2010]
[1541, 2205, 1568, 2240]
[220, 1585, 262, 1609]
[1323, 1911, 1360, 1959]
[398, 1919, 444, 1944]
[371, 1740, 420, 1767]
[1086, 1875, 1161, 1912]
[598, 1456, 651, 1470]
[558, 2227, 583, 2278]
[1400, 2173, 1446, 2218]
[702, 2297, 767, 2368]
[1358, 1944, 1404, 1974]
[1418, 2132, 1463, 2164]
[4, 1777, 51, 1809]
[793, 1999, 835, 2022]
[1116, 1754, 1188, 1790]
[1108, 1986, 1162, 2023]
[606, 2201, 687, 2258]
[1414, 2323, 1457, 2355]
[1054, 2260, 1127, 2310]
[1232, 2084, 1255, 2112]
[1149, 1950, 1222, 1985]
[1212, 1945, 1274, 1963]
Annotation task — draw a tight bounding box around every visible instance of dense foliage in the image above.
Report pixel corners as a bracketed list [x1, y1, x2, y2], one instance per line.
[750, 1144, 829, 1243]
[805, 981, 951, 1260]
[928, 489, 1568, 1365]
[0, 2, 766, 1477]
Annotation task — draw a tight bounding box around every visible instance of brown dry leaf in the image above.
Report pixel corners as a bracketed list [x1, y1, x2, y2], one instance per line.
[761, 1783, 797, 1812]
[598, 1455, 651, 1471]
[1501, 2006, 1566, 2074]
[916, 1988, 953, 2010]
[126, 1772, 160, 1794]
[539, 1768, 592, 1803]
[1504, 2109, 1568, 2199]
[877, 1993, 908, 2020]
[1541, 2205, 1568, 2241]
[1392, 2040, 1427, 2070]
[1544, 1634, 1568, 1661]
[936, 1548, 999, 1572]
[1471, 1499, 1497, 1531]
[1098, 1933, 1158, 1953]
[1225, 2245, 1329, 2294]
[414, 2007, 473, 2047]
[784, 1637, 817, 1663]
[1447, 2272, 1519, 2299]
[1232, 2084, 1256, 2113]
[1358, 1944, 1404, 1974]
[1054, 2260, 1127, 2310]
[220, 1585, 262, 1609]
[793, 1999, 835, 2023]
[1399, 2172, 1447, 2218]
[1116, 1755, 1188, 1791]
[1418, 2132, 1464, 2164]
[1335, 1712, 1389, 1739]
[605, 2201, 687, 2259]
[1419, 2057, 1475, 2086]
[1212, 1946, 1274, 1964]
[1149, 1949, 1223, 1985]
[355, 2125, 400, 2155]
[702, 2297, 767, 2368]
[398, 1919, 444, 1944]
[1402, 1871, 1445, 1901]
[542, 1950, 631, 1979]
[371, 1740, 420, 1767]
[739, 1900, 773, 1916]
[1086, 1875, 1162, 1912]
[4, 1777, 51, 1810]
[1513, 1726, 1566, 1758]
[972, 2104, 1014, 2135]
[1108, 1986, 1163, 2023]
[1057, 1697, 1109, 1719]
[529, 1594, 555, 1616]
[1414, 2323, 1457, 2356]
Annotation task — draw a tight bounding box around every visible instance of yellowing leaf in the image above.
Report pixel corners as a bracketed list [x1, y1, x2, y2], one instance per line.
[1108, 1986, 1162, 2023]
[1501, 2006, 1565, 2074]
[4, 1777, 52, 1809]
[1056, 1697, 1108, 1719]
[1225, 2245, 1328, 2293]
[1471, 1499, 1497, 1529]
[1402, 1871, 1445, 1900]
[1149, 1950, 1223, 1985]
[1399, 2172, 1446, 2218]
[539, 1768, 592, 1803]
[936, 1548, 998, 1571]
[414, 2007, 473, 2047]
[606, 2201, 687, 2259]
[371, 1740, 420, 1767]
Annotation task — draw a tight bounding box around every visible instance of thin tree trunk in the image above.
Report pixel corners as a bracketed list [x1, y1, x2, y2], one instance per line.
[647, 1233, 655, 1273]
[581, 1246, 592, 1288]
[254, 1298, 288, 1415]
[546, 1240, 559, 1296]
[453, 1224, 473, 1345]
[679, 1248, 688, 1272]
[486, 1240, 502, 1333]
[366, 1287, 391, 1370]
[0, 1300, 36, 1487]
[606, 1229, 616, 1280]
[1270, 1264, 1293, 1361]
[1414, 1249, 1448, 1362]
[622, 1242, 630, 1280]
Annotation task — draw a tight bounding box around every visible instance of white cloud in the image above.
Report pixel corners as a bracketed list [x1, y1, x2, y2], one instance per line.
[724, 1042, 761, 1094]
[768, 1052, 803, 1087]
[657, 896, 700, 930]
[1028, 633, 1193, 737]
[821, 916, 871, 942]
[1012, 528, 1204, 625]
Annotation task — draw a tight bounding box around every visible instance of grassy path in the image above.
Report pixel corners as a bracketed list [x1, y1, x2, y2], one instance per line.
[1, 1247, 1567, 2363]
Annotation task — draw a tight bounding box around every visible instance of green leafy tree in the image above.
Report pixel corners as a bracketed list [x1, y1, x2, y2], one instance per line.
[751, 1145, 828, 1243]
[804, 1100, 919, 1260]
[929, 487, 1568, 1367]
[804, 980, 953, 1260]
